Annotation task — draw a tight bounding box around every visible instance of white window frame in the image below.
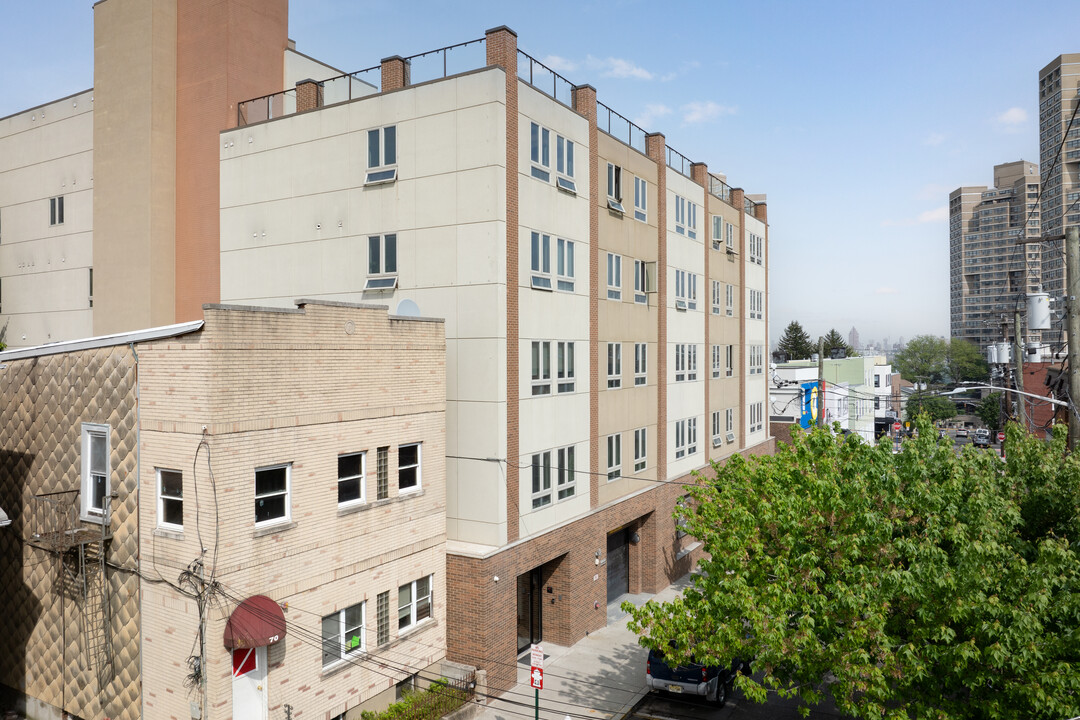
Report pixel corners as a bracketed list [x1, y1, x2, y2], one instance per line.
[398, 575, 432, 631]
[531, 340, 552, 395]
[366, 126, 397, 184]
[687, 273, 697, 310]
[675, 195, 686, 234]
[50, 196, 65, 226]
[607, 253, 622, 301]
[725, 284, 734, 316]
[712, 410, 722, 447]
[687, 344, 697, 381]
[555, 134, 576, 193]
[156, 468, 183, 531]
[366, 234, 398, 290]
[674, 269, 688, 310]
[726, 345, 735, 378]
[556, 238, 575, 292]
[633, 259, 647, 304]
[322, 601, 366, 668]
[750, 345, 764, 375]
[556, 445, 576, 500]
[607, 342, 622, 389]
[531, 450, 552, 508]
[606, 433, 622, 480]
[726, 221, 735, 250]
[607, 163, 624, 212]
[398, 443, 422, 493]
[675, 344, 686, 382]
[711, 280, 721, 315]
[633, 176, 647, 222]
[530, 231, 552, 290]
[337, 452, 366, 508]
[633, 427, 647, 472]
[712, 345, 722, 379]
[634, 342, 647, 386]
[254, 463, 291, 528]
[80, 423, 110, 523]
[726, 408, 735, 433]
[556, 341, 575, 393]
[530, 122, 551, 182]
[712, 216, 723, 250]
[749, 232, 763, 265]
[749, 402, 764, 433]
[675, 417, 697, 459]
[687, 201, 697, 239]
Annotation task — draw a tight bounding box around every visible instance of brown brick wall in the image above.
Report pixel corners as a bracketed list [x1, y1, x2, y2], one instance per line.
[296, 79, 323, 112]
[645, 134, 668, 481]
[731, 188, 747, 449]
[381, 56, 410, 91]
[486, 26, 521, 543]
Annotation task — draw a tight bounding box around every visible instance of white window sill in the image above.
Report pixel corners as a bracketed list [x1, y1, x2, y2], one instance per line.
[397, 616, 435, 640]
[154, 527, 184, 540]
[253, 520, 297, 538]
[398, 485, 422, 497]
[321, 650, 368, 678]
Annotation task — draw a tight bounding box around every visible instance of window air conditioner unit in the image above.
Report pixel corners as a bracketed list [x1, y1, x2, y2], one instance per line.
[725, 432, 736, 444]
[712, 437, 722, 448]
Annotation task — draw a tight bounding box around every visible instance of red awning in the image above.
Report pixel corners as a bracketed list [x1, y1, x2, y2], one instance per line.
[223, 595, 286, 650]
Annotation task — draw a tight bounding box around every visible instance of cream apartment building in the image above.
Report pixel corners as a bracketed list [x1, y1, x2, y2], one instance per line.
[217, 26, 773, 692]
[0, 301, 449, 720]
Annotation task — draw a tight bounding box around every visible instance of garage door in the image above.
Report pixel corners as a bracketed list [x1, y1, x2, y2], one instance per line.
[606, 529, 629, 604]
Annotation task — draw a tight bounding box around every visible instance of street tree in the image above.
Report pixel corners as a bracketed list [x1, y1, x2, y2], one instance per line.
[977, 392, 1003, 433]
[904, 394, 956, 422]
[944, 338, 989, 383]
[624, 419, 1080, 720]
[822, 328, 856, 358]
[892, 334, 947, 384]
[776, 321, 814, 360]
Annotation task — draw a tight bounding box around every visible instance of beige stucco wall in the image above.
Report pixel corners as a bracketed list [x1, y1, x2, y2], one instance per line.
[136, 301, 447, 720]
[92, 0, 177, 337]
[744, 211, 768, 444]
[707, 197, 743, 461]
[0, 90, 95, 348]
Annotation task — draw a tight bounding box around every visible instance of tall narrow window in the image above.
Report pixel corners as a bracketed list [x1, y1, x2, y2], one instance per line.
[366, 234, 398, 289]
[726, 345, 735, 377]
[607, 253, 622, 300]
[532, 451, 552, 508]
[725, 284, 734, 316]
[607, 163, 624, 212]
[531, 232, 552, 290]
[366, 126, 397, 184]
[687, 344, 697, 381]
[712, 345, 721, 379]
[556, 446, 575, 500]
[157, 469, 183, 530]
[634, 343, 647, 386]
[50, 196, 64, 226]
[532, 341, 551, 395]
[607, 343, 622, 388]
[633, 176, 647, 221]
[634, 259, 647, 304]
[606, 434, 621, 480]
[88, 268, 94, 308]
[556, 341, 575, 393]
[712, 410, 722, 446]
[376, 446, 389, 500]
[633, 428, 647, 472]
[377, 591, 390, 646]
[555, 135, 576, 192]
[712, 216, 722, 250]
[398, 443, 421, 492]
[530, 122, 551, 181]
[556, 238, 575, 291]
[711, 280, 721, 315]
[687, 201, 697, 239]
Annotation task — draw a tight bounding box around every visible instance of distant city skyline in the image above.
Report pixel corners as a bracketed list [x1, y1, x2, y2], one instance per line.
[2, 1, 1077, 346]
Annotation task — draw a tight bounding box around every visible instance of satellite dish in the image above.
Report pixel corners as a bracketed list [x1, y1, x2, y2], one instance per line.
[395, 298, 420, 317]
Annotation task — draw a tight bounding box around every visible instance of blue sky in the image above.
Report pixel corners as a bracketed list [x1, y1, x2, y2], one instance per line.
[2, 0, 1077, 346]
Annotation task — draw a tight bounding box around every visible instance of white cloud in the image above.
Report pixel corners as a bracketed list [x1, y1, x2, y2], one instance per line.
[541, 55, 577, 73]
[923, 132, 946, 146]
[634, 103, 673, 129]
[875, 287, 898, 295]
[586, 55, 654, 80]
[880, 205, 948, 227]
[681, 101, 737, 125]
[994, 107, 1029, 133]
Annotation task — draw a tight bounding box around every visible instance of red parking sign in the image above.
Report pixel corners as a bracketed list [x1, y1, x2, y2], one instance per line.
[530, 666, 543, 689]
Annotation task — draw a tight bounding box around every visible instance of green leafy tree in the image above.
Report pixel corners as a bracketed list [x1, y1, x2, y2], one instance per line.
[904, 394, 956, 422]
[822, 328, 856, 358]
[776, 321, 814, 360]
[944, 338, 989, 383]
[624, 419, 1080, 720]
[977, 392, 1004, 433]
[893, 334, 947, 384]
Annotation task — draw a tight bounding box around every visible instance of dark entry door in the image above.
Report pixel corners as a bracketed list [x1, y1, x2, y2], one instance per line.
[606, 529, 629, 604]
[516, 568, 542, 654]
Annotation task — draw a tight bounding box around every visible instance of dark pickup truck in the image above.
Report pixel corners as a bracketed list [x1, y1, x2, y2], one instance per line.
[645, 646, 749, 705]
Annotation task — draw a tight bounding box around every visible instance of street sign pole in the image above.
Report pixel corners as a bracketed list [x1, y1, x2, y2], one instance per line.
[535, 688, 539, 720]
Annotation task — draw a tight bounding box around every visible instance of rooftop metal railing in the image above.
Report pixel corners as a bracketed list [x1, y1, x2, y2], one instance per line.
[597, 100, 648, 155]
[708, 173, 732, 204]
[517, 50, 574, 108]
[404, 37, 485, 86]
[745, 196, 758, 215]
[666, 146, 692, 179]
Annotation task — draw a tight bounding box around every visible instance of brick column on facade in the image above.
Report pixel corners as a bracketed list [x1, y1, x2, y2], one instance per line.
[295, 79, 323, 113]
[731, 187, 746, 450]
[380, 55, 411, 91]
[572, 84, 601, 507]
[645, 133, 667, 482]
[486, 26, 521, 543]
[690, 162, 709, 457]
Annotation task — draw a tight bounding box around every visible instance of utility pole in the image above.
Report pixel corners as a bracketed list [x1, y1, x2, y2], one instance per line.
[818, 336, 825, 427]
[1067, 226, 1080, 450]
[1013, 309, 1028, 432]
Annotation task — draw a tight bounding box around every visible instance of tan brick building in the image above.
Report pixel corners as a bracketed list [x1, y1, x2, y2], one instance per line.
[0, 300, 448, 719]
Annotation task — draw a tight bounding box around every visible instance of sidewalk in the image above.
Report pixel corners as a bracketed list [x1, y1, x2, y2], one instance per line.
[473, 573, 696, 720]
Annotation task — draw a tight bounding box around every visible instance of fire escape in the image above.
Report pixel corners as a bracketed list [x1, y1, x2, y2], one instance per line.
[27, 489, 113, 676]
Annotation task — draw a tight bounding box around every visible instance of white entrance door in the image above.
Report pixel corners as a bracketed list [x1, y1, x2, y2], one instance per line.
[232, 646, 268, 720]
